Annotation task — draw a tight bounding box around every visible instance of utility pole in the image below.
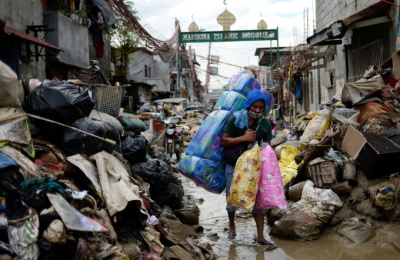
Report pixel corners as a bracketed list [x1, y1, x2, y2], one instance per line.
[204, 42, 212, 97]
[176, 19, 181, 97]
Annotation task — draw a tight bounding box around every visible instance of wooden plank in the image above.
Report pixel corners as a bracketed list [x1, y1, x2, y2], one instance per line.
[392, 52, 400, 79]
[304, 49, 336, 59]
[348, 16, 391, 29]
[304, 64, 325, 71]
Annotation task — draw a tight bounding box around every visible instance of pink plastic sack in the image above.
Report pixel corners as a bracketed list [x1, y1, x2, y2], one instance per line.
[255, 144, 287, 210]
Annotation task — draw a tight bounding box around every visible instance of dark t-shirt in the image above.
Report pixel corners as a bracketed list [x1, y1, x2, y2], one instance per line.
[223, 114, 273, 142]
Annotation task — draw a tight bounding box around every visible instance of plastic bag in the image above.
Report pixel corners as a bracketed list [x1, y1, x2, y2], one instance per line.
[279, 146, 301, 185]
[270, 181, 343, 241]
[178, 154, 226, 194]
[271, 132, 289, 147]
[186, 110, 230, 161]
[115, 134, 148, 164]
[131, 159, 172, 188]
[179, 73, 261, 194]
[213, 91, 229, 110]
[0, 108, 34, 157]
[336, 217, 376, 243]
[332, 108, 360, 127]
[227, 144, 261, 211]
[151, 174, 184, 209]
[90, 109, 124, 136]
[255, 145, 287, 210]
[118, 113, 147, 133]
[213, 91, 246, 111]
[0, 61, 24, 108]
[323, 148, 343, 173]
[61, 117, 118, 156]
[24, 80, 94, 124]
[226, 73, 261, 96]
[299, 110, 330, 145]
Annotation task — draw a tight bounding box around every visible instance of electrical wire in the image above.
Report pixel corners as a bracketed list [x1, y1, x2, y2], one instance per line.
[380, 0, 400, 8]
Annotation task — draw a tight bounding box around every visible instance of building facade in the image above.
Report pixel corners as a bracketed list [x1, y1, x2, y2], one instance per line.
[0, 0, 113, 83]
[307, 0, 400, 107]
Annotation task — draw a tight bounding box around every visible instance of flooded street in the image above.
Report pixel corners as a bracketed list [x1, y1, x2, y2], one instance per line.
[178, 173, 400, 260]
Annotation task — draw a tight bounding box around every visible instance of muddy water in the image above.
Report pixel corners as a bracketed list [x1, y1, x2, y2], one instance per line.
[179, 175, 400, 260]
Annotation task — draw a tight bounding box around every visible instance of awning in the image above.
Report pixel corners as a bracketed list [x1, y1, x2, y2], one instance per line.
[128, 81, 154, 88]
[2, 26, 62, 52]
[307, 1, 391, 46]
[152, 90, 172, 94]
[154, 98, 188, 104]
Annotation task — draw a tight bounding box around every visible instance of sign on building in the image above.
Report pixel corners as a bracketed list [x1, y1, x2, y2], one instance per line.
[179, 29, 278, 43]
[209, 66, 218, 75]
[209, 55, 220, 64]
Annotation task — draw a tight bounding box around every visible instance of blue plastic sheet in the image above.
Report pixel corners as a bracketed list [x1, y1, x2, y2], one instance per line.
[178, 73, 263, 194]
[186, 110, 231, 161]
[178, 155, 226, 193]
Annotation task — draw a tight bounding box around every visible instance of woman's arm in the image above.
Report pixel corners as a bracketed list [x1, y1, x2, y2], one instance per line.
[221, 130, 257, 147]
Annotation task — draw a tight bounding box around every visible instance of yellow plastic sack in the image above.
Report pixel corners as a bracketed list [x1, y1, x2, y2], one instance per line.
[227, 144, 261, 211]
[299, 111, 330, 145]
[279, 146, 301, 185]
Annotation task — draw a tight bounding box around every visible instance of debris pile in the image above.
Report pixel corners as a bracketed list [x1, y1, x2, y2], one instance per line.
[269, 66, 400, 243]
[0, 61, 214, 260]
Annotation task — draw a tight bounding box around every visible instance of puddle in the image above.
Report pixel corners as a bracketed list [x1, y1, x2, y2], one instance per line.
[179, 174, 400, 260]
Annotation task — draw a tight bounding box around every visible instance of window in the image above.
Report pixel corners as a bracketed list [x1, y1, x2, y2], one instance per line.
[144, 65, 151, 78]
[348, 39, 383, 82]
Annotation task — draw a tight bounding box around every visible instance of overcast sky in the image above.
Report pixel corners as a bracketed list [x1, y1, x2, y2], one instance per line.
[132, 0, 315, 90]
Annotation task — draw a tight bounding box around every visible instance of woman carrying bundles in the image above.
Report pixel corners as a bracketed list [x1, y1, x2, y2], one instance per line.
[221, 88, 276, 247]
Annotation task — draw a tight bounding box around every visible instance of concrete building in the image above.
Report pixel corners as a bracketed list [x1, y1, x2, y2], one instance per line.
[0, 0, 113, 82]
[306, 0, 400, 107]
[0, 0, 58, 80]
[124, 48, 172, 111]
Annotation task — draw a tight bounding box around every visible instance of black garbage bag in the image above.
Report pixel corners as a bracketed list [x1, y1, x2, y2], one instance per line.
[151, 175, 184, 209]
[24, 80, 94, 124]
[61, 117, 119, 155]
[150, 151, 171, 164]
[131, 159, 171, 188]
[115, 134, 148, 164]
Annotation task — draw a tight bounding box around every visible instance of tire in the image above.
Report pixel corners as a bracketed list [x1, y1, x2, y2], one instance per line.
[175, 144, 181, 161]
[167, 143, 173, 157]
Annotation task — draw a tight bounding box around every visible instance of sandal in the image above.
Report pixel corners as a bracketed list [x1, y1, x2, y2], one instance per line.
[227, 230, 236, 236]
[257, 240, 278, 250]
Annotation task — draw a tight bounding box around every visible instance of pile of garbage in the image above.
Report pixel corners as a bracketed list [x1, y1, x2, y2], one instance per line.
[0, 61, 215, 260]
[268, 66, 400, 243]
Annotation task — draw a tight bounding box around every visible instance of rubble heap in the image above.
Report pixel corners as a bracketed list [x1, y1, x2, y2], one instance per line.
[0, 61, 215, 260]
[268, 66, 400, 243]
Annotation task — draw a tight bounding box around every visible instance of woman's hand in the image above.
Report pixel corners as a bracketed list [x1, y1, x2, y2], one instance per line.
[221, 130, 256, 147]
[243, 129, 257, 142]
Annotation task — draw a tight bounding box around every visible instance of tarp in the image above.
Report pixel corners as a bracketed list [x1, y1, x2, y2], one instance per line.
[90, 151, 147, 218]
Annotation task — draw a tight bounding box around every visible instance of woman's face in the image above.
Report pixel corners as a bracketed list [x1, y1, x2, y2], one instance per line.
[249, 100, 265, 113]
[248, 100, 265, 119]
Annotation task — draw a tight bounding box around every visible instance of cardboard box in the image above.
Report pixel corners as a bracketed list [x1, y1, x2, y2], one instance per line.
[396, 122, 400, 131]
[341, 125, 400, 178]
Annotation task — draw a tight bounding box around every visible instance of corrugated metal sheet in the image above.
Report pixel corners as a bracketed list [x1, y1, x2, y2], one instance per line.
[3, 26, 62, 51]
